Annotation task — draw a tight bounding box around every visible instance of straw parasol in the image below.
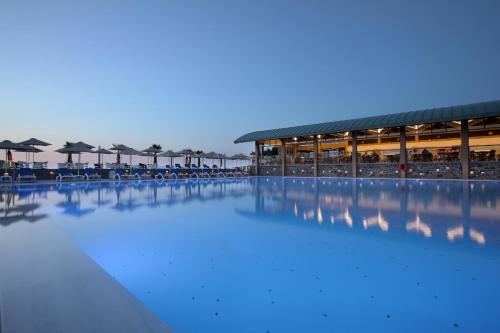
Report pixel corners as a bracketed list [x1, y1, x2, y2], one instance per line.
[143, 145, 163, 165]
[159, 150, 183, 167]
[19, 138, 51, 164]
[15, 145, 43, 166]
[204, 151, 226, 167]
[121, 148, 142, 167]
[0, 140, 24, 173]
[177, 148, 195, 165]
[229, 153, 251, 167]
[110, 144, 131, 165]
[193, 151, 206, 167]
[68, 141, 95, 149]
[93, 147, 113, 168]
[55, 142, 94, 175]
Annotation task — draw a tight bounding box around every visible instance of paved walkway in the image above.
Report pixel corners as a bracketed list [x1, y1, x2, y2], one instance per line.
[0, 220, 174, 333]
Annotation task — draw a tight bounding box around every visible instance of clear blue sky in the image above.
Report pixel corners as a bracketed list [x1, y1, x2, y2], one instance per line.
[1, 0, 500, 162]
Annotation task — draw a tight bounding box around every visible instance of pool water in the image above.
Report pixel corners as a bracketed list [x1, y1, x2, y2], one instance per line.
[1, 177, 500, 332]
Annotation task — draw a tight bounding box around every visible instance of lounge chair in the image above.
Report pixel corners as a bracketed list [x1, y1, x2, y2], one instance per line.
[211, 165, 227, 177]
[56, 168, 75, 182]
[131, 168, 152, 180]
[235, 167, 250, 177]
[188, 164, 203, 178]
[154, 168, 166, 179]
[154, 166, 175, 179]
[113, 168, 132, 180]
[199, 164, 212, 178]
[84, 168, 101, 181]
[17, 168, 37, 182]
[174, 164, 190, 178]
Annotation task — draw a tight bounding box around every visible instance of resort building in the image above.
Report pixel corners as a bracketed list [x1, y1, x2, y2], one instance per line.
[235, 100, 500, 179]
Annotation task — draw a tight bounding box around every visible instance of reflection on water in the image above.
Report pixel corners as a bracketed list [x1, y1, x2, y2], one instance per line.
[1, 178, 499, 247]
[241, 178, 499, 247]
[1, 177, 500, 333]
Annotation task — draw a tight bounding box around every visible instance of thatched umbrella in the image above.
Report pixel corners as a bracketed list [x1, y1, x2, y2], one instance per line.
[177, 149, 195, 165]
[55, 142, 94, 176]
[229, 153, 251, 167]
[110, 144, 131, 165]
[204, 151, 225, 168]
[19, 138, 51, 164]
[15, 145, 43, 166]
[193, 151, 206, 167]
[121, 148, 142, 167]
[143, 145, 163, 166]
[0, 140, 24, 173]
[159, 150, 183, 167]
[93, 147, 113, 168]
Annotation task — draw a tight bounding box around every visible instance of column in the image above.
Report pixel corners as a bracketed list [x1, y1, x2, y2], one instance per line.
[460, 120, 470, 179]
[255, 141, 260, 176]
[313, 136, 319, 177]
[351, 131, 358, 178]
[281, 139, 286, 177]
[400, 126, 407, 178]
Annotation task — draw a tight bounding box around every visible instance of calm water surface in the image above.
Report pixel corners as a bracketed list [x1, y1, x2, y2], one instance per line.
[1, 177, 500, 333]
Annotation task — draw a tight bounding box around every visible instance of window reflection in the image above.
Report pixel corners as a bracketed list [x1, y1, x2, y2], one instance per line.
[247, 178, 499, 247]
[406, 215, 432, 238]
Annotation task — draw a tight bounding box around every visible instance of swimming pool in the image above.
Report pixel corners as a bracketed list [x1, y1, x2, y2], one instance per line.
[1, 178, 499, 332]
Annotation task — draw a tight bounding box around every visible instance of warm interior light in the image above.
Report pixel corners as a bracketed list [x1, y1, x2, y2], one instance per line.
[317, 134, 321, 138]
[293, 137, 298, 141]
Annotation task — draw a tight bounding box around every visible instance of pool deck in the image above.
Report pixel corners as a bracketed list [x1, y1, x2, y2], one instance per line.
[0, 220, 174, 333]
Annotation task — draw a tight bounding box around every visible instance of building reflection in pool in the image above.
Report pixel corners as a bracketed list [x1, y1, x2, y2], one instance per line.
[1, 178, 499, 247]
[239, 178, 499, 247]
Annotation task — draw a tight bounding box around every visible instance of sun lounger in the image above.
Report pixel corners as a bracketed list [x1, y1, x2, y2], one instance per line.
[17, 168, 37, 182]
[154, 168, 166, 179]
[187, 164, 203, 178]
[211, 165, 227, 177]
[84, 168, 101, 181]
[131, 168, 152, 180]
[174, 164, 190, 178]
[56, 168, 75, 182]
[113, 168, 132, 180]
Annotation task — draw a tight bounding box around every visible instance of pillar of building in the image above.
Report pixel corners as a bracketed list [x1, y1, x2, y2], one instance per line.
[351, 131, 358, 178]
[400, 126, 407, 178]
[254, 141, 260, 176]
[281, 139, 286, 177]
[461, 120, 470, 179]
[313, 136, 319, 177]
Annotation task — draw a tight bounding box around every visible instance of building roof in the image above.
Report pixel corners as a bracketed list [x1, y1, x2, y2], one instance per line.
[234, 99, 500, 143]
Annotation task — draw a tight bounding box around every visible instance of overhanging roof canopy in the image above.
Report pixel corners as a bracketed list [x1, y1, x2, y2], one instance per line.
[234, 99, 500, 143]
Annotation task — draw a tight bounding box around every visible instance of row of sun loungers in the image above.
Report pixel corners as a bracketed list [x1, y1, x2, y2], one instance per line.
[1, 165, 249, 184]
[153, 164, 248, 179]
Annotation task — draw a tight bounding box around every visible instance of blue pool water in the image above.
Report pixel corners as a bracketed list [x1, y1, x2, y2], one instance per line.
[1, 177, 500, 332]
